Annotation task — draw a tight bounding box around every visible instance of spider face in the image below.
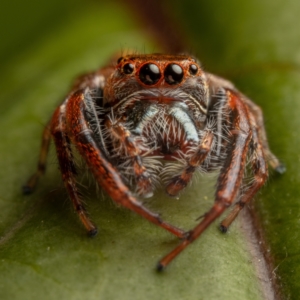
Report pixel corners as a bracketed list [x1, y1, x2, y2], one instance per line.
[24, 53, 284, 270]
[103, 55, 209, 161]
[105, 54, 208, 108]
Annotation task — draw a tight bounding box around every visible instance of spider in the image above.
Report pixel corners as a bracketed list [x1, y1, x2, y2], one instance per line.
[24, 53, 285, 270]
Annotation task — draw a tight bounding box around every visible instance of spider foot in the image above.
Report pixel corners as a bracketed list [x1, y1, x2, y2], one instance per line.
[22, 173, 40, 195]
[156, 262, 166, 272]
[269, 157, 286, 174]
[219, 224, 228, 233]
[87, 227, 98, 237]
[275, 163, 286, 174]
[22, 184, 34, 195]
[166, 177, 187, 197]
[136, 177, 154, 199]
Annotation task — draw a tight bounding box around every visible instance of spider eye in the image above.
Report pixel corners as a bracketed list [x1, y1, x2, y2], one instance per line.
[139, 63, 161, 85]
[164, 64, 184, 85]
[189, 64, 198, 75]
[123, 63, 134, 74]
[117, 56, 123, 64]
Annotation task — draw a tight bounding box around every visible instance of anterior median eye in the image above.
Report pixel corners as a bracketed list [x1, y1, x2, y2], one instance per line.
[139, 63, 161, 85]
[164, 64, 184, 85]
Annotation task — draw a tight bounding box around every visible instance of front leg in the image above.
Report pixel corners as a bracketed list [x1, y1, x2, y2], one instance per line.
[158, 89, 252, 270]
[50, 102, 97, 236]
[66, 90, 186, 238]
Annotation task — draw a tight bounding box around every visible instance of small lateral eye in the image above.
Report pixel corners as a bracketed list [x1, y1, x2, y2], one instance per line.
[117, 56, 123, 64]
[189, 64, 198, 75]
[123, 63, 134, 74]
[164, 63, 184, 85]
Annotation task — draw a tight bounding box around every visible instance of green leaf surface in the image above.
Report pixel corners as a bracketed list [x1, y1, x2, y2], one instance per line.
[1, 0, 297, 299]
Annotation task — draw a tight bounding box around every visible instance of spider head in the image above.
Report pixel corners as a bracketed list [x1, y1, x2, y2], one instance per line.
[103, 54, 209, 111]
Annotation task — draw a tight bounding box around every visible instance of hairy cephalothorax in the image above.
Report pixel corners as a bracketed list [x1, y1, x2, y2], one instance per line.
[24, 53, 285, 270]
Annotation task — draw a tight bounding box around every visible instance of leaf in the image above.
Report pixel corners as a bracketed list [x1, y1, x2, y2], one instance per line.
[1, 0, 295, 299]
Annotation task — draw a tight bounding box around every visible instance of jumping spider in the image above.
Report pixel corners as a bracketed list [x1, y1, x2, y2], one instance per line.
[24, 53, 285, 270]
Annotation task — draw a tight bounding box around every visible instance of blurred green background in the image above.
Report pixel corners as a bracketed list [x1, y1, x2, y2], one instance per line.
[1, 0, 300, 299]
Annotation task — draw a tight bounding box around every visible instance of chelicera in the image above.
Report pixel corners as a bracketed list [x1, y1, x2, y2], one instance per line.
[24, 53, 285, 270]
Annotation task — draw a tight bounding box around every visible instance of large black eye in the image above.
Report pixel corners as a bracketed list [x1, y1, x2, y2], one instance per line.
[139, 63, 161, 85]
[164, 64, 184, 85]
[123, 63, 134, 74]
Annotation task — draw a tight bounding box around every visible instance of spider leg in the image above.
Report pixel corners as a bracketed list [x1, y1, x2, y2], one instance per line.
[23, 123, 52, 194]
[241, 95, 285, 174]
[66, 91, 185, 238]
[157, 90, 252, 270]
[207, 73, 285, 174]
[166, 131, 214, 196]
[50, 103, 97, 236]
[219, 110, 268, 232]
[105, 118, 153, 198]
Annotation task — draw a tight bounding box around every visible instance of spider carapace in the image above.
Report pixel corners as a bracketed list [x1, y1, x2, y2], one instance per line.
[24, 53, 285, 270]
